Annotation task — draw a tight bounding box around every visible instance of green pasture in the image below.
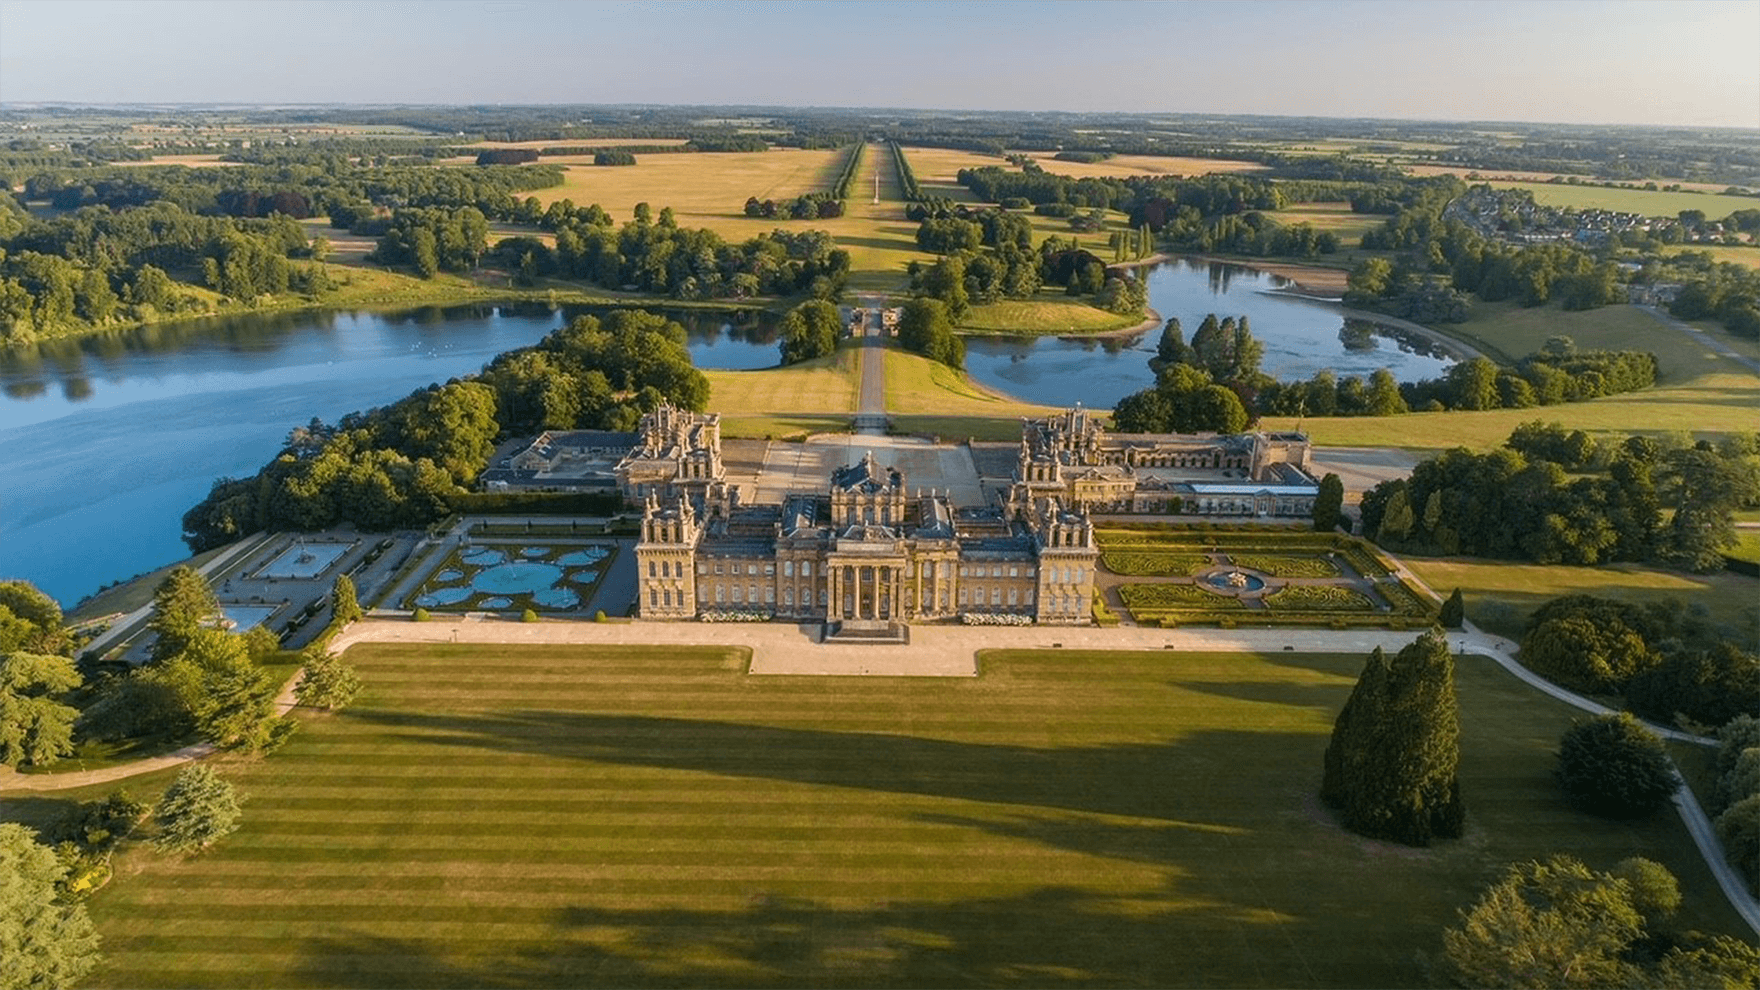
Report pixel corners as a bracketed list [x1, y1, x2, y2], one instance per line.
[1487, 180, 1751, 220]
[957, 294, 1143, 335]
[14, 642, 1738, 988]
[1401, 556, 1759, 641]
[1261, 301, 1759, 450]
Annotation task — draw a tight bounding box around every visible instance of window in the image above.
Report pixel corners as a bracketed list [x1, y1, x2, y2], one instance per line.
[764, 563, 774, 576]
[784, 561, 794, 578]
[649, 589, 657, 607]
[1008, 588, 1018, 606]
[991, 587, 1001, 606]
[819, 589, 827, 606]
[662, 589, 672, 607]
[1009, 566, 1019, 578]
[959, 565, 969, 577]
[748, 564, 758, 576]
[697, 561, 707, 574]
[647, 561, 656, 578]
[716, 584, 726, 603]
[714, 562, 723, 575]
[802, 561, 812, 578]
[732, 585, 744, 603]
[764, 587, 774, 604]
[749, 584, 758, 604]
[959, 588, 969, 606]
[784, 588, 794, 607]
[992, 566, 1003, 578]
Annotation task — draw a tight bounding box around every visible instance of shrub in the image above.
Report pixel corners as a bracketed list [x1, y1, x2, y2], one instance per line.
[520, 608, 538, 623]
[412, 608, 431, 622]
[594, 610, 608, 622]
[1263, 585, 1375, 611]
[1228, 554, 1341, 578]
[1714, 794, 1760, 895]
[1555, 714, 1676, 819]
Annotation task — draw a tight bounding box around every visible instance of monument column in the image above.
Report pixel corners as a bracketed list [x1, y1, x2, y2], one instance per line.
[830, 565, 841, 621]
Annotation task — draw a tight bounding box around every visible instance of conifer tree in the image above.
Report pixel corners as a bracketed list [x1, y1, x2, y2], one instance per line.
[148, 566, 219, 664]
[332, 573, 362, 626]
[1321, 630, 1466, 845]
[1440, 587, 1465, 629]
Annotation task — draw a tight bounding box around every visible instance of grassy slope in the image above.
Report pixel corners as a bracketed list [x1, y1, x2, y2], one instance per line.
[1259, 302, 1760, 450]
[34, 643, 1741, 989]
[884, 347, 1062, 440]
[704, 343, 859, 439]
[1403, 556, 1758, 640]
[958, 294, 1142, 335]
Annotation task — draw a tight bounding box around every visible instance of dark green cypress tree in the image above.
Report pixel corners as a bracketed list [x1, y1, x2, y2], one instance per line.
[1321, 646, 1389, 810]
[1440, 587, 1465, 629]
[1323, 631, 1466, 846]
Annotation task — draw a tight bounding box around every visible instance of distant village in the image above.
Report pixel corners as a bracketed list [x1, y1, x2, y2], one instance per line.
[1445, 184, 1751, 248]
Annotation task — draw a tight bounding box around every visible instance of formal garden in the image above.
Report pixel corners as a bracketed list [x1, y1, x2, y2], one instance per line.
[1096, 526, 1436, 628]
[403, 542, 615, 613]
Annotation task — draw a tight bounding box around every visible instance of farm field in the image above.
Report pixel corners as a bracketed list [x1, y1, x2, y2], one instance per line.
[1400, 164, 1744, 194]
[1662, 242, 1760, 270]
[1401, 556, 1759, 641]
[1485, 180, 1752, 219]
[705, 344, 859, 439]
[1270, 202, 1383, 244]
[33, 642, 1743, 989]
[884, 348, 1061, 440]
[1260, 300, 1760, 450]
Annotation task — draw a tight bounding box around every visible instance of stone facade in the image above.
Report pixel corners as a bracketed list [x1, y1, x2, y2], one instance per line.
[1011, 406, 1320, 517]
[636, 450, 1098, 626]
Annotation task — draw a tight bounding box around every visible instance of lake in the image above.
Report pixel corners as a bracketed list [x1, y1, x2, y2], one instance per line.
[961, 258, 1460, 409]
[0, 304, 778, 606]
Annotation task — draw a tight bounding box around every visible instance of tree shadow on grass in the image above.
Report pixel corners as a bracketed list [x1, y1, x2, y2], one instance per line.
[291, 882, 1342, 990]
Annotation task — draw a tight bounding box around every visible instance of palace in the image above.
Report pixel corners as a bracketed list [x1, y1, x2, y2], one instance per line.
[627, 404, 1322, 628]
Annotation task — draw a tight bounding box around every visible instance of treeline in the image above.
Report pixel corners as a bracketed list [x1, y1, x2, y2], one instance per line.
[1518, 593, 1758, 730]
[1665, 256, 1760, 339]
[890, 140, 921, 201]
[904, 201, 1144, 319]
[1362, 427, 1759, 570]
[471, 200, 849, 300]
[182, 309, 710, 550]
[593, 150, 637, 166]
[1123, 315, 1655, 430]
[0, 199, 326, 344]
[744, 193, 843, 220]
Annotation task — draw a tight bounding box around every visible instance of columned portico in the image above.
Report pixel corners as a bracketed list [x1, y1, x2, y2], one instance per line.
[829, 559, 907, 624]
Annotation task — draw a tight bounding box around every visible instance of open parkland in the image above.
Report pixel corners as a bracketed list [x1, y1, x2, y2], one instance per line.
[5, 124, 1760, 989]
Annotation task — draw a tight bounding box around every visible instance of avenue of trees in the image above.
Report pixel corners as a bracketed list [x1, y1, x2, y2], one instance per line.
[182, 309, 710, 550]
[1361, 427, 1759, 571]
[1320, 630, 1465, 847]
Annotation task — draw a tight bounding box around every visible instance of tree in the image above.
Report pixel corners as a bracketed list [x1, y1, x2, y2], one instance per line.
[1662, 446, 1760, 572]
[777, 299, 839, 366]
[0, 652, 81, 767]
[331, 573, 361, 626]
[152, 764, 243, 854]
[1153, 316, 1191, 368]
[1609, 856, 1679, 925]
[1312, 473, 1344, 532]
[1439, 587, 1465, 629]
[1441, 854, 1644, 989]
[0, 823, 102, 990]
[294, 648, 361, 712]
[147, 566, 219, 664]
[1520, 615, 1656, 694]
[1320, 631, 1465, 845]
[0, 581, 70, 656]
[1556, 713, 1676, 819]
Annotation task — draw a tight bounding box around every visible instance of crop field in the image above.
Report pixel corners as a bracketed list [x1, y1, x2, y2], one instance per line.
[1261, 301, 1760, 450]
[1401, 556, 1760, 641]
[705, 344, 859, 439]
[1662, 242, 1760, 270]
[883, 348, 1062, 440]
[25, 642, 1739, 988]
[1399, 164, 1744, 194]
[1485, 180, 1751, 220]
[1270, 202, 1383, 244]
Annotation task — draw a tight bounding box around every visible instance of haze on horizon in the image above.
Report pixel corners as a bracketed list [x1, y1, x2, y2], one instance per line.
[1, 0, 1757, 130]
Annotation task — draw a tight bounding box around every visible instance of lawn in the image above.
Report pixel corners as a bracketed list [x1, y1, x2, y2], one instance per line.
[29, 642, 1741, 989]
[958, 294, 1142, 335]
[1400, 555, 1759, 641]
[1485, 180, 1751, 220]
[1269, 202, 1384, 244]
[884, 347, 1062, 440]
[1260, 301, 1760, 450]
[705, 344, 859, 440]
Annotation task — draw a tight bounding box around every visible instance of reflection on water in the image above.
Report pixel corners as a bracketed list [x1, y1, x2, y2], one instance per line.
[0, 302, 777, 605]
[961, 259, 1460, 409]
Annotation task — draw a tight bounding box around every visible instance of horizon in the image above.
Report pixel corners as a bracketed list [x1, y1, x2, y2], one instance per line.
[2, 0, 1756, 130]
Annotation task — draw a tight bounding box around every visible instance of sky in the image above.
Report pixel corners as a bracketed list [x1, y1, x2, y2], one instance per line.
[1, 0, 1756, 128]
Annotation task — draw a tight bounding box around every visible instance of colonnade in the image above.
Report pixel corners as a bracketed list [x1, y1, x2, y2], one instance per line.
[827, 561, 906, 622]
